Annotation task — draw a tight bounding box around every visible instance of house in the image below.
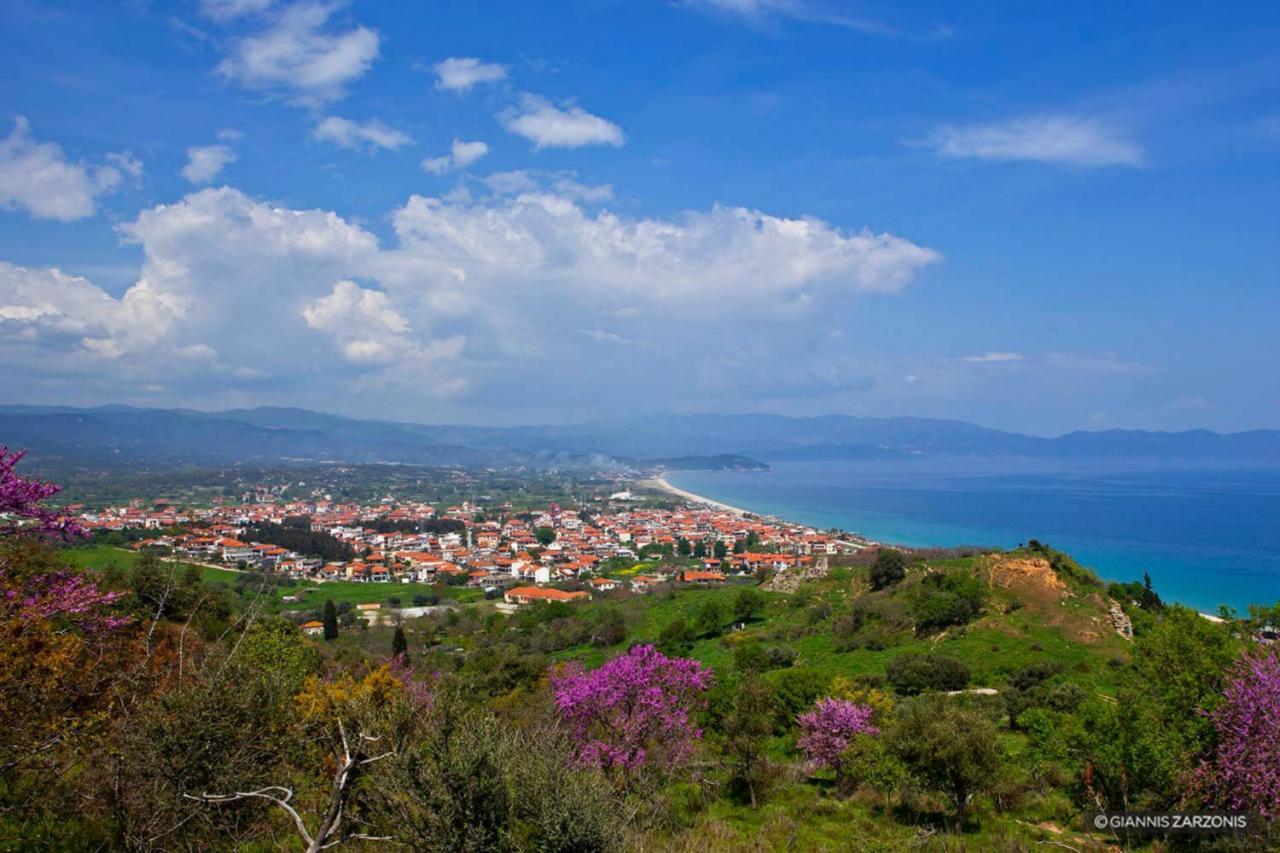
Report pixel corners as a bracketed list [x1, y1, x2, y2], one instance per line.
[680, 570, 726, 585]
[300, 620, 325, 637]
[630, 575, 661, 593]
[503, 586, 589, 607]
[589, 577, 619, 592]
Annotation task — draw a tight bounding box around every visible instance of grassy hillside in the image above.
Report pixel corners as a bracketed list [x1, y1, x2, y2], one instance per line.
[43, 539, 1260, 851]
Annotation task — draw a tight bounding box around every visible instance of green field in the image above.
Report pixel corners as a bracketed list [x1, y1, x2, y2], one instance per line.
[64, 544, 481, 612]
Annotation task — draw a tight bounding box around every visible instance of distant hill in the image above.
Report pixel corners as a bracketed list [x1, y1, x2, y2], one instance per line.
[1, 405, 1276, 470]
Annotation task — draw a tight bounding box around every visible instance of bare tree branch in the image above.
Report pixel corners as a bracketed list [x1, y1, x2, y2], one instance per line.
[185, 721, 393, 852]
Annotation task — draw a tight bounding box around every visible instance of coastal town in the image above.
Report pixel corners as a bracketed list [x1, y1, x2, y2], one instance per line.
[69, 486, 874, 604]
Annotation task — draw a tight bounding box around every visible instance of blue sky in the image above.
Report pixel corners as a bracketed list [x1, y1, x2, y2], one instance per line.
[0, 0, 1277, 435]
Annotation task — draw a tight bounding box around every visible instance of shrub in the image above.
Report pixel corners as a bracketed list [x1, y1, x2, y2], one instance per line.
[869, 549, 907, 590]
[886, 653, 970, 695]
[890, 698, 1003, 829]
[912, 591, 974, 635]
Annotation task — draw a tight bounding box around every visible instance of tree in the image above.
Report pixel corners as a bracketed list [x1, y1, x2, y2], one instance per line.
[534, 526, 556, 546]
[713, 540, 728, 559]
[694, 599, 725, 638]
[733, 587, 766, 623]
[550, 644, 713, 783]
[0, 447, 86, 539]
[693, 540, 707, 559]
[391, 626, 409, 659]
[869, 548, 907, 591]
[677, 537, 691, 557]
[721, 678, 779, 806]
[841, 733, 906, 806]
[322, 600, 339, 641]
[891, 700, 1002, 829]
[657, 619, 694, 656]
[796, 698, 879, 790]
[1200, 649, 1280, 818]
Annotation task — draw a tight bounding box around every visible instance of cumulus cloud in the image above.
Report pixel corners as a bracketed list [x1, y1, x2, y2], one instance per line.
[501, 95, 625, 149]
[433, 57, 507, 92]
[0, 117, 132, 221]
[215, 2, 379, 105]
[421, 138, 489, 174]
[182, 144, 238, 184]
[313, 116, 413, 151]
[386, 192, 938, 303]
[0, 184, 937, 413]
[303, 279, 412, 363]
[923, 115, 1143, 167]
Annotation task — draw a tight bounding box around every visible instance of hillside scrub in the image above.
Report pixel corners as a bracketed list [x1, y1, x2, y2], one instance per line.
[3, 464, 1278, 849]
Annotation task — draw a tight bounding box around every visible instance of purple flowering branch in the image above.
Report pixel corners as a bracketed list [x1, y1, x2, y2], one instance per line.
[0, 447, 87, 541]
[550, 644, 713, 778]
[797, 697, 879, 776]
[1201, 649, 1280, 819]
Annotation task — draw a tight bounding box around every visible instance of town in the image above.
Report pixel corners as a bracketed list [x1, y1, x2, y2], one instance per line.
[71, 488, 873, 605]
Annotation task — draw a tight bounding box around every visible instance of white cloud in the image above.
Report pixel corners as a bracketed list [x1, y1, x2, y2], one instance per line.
[421, 138, 489, 174]
[501, 95, 625, 149]
[0, 117, 131, 221]
[482, 169, 612, 202]
[923, 115, 1143, 167]
[578, 328, 638, 346]
[433, 57, 507, 92]
[200, 0, 276, 20]
[182, 144, 238, 184]
[386, 191, 938, 303]
[303, 279, 412, 363]
[682, 0, 916, 37]
[313, 116, 413, 151]
[216, 2, 380, 105]
[962, 351, 1024, 363]
[0, 184, 936, 412]
[106, 152, 145, 183]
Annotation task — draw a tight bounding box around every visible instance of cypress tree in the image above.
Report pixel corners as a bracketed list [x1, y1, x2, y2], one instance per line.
[322, 599, 338, 641]
[391, 625, 409, 659]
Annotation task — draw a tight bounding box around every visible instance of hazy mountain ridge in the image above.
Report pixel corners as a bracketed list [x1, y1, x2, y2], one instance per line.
[1, 405, 1277, 470]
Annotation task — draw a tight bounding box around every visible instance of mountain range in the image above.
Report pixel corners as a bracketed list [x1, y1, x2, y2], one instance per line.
[2, 405, 1278, 471]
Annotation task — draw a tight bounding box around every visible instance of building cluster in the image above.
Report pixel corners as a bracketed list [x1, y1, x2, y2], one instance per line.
[74, 495, 871, 596]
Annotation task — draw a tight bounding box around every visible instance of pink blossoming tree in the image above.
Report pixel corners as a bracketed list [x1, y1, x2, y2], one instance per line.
[0, 447, 86, 540]
[1202, 649, 1280, 819]
[550, 644, 713, 783]
[797, 697, 880, 780]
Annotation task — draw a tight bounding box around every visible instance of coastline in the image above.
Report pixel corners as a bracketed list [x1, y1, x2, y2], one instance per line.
[647, 472, 1227, 623]
[640, 477, 756, 517]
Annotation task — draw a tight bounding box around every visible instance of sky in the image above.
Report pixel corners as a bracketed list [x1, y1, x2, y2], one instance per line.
[0, 0, 1277, 436]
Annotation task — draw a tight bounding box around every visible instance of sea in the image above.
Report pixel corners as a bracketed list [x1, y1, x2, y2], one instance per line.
[667, 459, 1280, 614]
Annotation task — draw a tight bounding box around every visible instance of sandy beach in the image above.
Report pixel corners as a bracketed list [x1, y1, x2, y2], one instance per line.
[640, 477, 756, 516]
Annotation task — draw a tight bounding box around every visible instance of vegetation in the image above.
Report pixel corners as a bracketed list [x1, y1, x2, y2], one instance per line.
[4, 457, 1280, 850]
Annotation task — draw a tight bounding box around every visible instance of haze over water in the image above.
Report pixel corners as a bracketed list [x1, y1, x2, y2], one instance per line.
[668, 460, 1280, 614]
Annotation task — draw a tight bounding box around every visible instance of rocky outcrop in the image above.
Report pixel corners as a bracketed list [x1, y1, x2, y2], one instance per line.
[1108, 598, 1134, 641]
[762, 556, 830, 593]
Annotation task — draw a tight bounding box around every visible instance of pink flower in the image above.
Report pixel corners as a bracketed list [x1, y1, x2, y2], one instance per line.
[550, 644, 712, 776]
[0, 447, 87, 541]
[797, 698, 879, 774]
[1202, 649, 1280, 818]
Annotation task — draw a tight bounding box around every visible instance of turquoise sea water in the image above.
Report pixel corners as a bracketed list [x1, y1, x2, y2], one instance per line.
[667, 460, 1280, 614]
